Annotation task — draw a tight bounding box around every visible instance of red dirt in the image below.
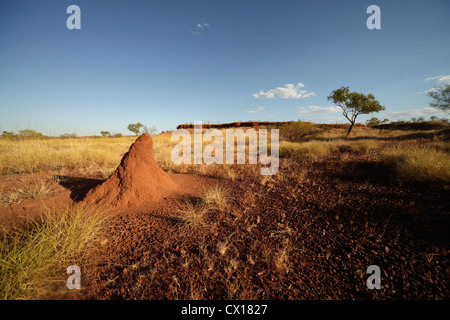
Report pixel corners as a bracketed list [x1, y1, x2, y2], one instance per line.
[1, 136, 448, 300]
[83, 133, 177, 209]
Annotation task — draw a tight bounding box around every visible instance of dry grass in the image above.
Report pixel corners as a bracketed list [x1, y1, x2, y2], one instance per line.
[202, 185, 230, 210]
[381, 143, 450, 185]
[172, 201, 209, 229]
[0, 137, 136, 175]
[0, 180, 56, 205]
[0, 204, 107, 299]
[279, 139, 382, 160]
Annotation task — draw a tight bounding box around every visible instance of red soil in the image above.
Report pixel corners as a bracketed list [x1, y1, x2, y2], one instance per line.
[83, 133, 177, 209]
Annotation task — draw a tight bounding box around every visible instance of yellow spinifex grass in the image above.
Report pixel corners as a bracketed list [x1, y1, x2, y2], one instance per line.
[202, 185, 230, 210]
[0, 204, 107, 300]
[0, 137, 136, 175]
[279, 139, 382, 160]
[381, 143, 450, 184]
[0, 179, 56, 205]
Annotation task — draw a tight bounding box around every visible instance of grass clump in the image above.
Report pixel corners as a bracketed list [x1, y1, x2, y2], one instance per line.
[279, 141, 330, 160]
[0, 204, 107, 299]
[381, 144, 450, 185]
[0, 180, 55, 205]
[280, 121, 321, 142]
[280, 139, 382, 160]
[173, 201, 209, 229]
[202, 185, 230, 210]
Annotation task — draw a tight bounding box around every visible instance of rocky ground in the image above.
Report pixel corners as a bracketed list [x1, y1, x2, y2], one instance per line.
[75, 153, 449, 300]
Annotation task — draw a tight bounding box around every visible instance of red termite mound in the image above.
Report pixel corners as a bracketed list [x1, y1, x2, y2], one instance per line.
[83, 133, 177, 209]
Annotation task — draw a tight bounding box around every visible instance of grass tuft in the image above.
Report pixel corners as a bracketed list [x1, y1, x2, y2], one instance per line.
[202, 185, 230, 210]
[0, 180, 56, 205]
[381, 144, 450, 185]
[0, 204, 107, 299]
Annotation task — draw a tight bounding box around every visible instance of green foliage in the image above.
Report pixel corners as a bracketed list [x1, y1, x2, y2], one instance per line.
[127, 122, 143, 135]
[428, 84, 450, 113]
[60, 133, 78, 139]
[327, 86, 385, 135]
[366, 117, 381, 127]
[280, 120, 320, 142]
[2, 130, 46, 140]
[100, 131, 110, 137]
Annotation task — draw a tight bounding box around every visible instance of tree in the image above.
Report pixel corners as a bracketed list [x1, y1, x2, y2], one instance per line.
[143, 125, 157, 135]
[127, 122, 143, 135]
[327, 87, 385, 135]
[100, 131, 110, 137]
[366, 117, 381, 127]
[430, 116, 439, 121]
[428, 84, 450, 113]
[2, 131, 15, 137]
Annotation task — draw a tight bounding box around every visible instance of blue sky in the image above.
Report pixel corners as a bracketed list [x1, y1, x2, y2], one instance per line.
[0, 0, 449, 136]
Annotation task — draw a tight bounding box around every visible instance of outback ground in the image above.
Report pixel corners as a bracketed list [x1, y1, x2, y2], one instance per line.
[0, 122, 449, 300]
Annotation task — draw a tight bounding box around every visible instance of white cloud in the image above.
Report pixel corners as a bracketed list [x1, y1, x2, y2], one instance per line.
[426, 75, 450, 84]
[253, 83, 315, 99]
[296, 105, 341, 116]
[246, 106, 267, 114]
[191, 22, 210, 35]
[385, 107, 445, 120]
[313, 116, 345, 123]
[197, 22, 209, 29]
[415, 75, 450, 94]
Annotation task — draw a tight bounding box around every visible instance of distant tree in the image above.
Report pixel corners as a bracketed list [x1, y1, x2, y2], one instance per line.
[417, 117, 425, 122]
[142, 125, 157, 135]
[60, 133, 77, 139]
[100, 131, 111, 137]
[127, 122, 143, 135]
[17, 129, 43, 139]
[411, 117, 417, 123]
[365, 117, 381, 127]
[381, 118, 389, 124]
[428, 84, 450, 113]
[2, 131, 15, 137]
[430, 116, 439, 121]
[327, 87, 385, 135]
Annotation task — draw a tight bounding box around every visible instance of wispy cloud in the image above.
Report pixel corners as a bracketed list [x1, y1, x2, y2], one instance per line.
[246, 106, 268, 114]
[253, 83, 315, 99]
[191, 21, 210, 35]
[197, 22, 209, 29]
[296, 105, 341, 116]
[385, 107, 445, 119]
[313, 116, 345, 123]
[426, 75, 450, 84]
[416, 75, 450, 94]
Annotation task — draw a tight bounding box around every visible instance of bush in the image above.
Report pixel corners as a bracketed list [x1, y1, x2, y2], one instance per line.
[2, 130, 46, 140]
[280, 121, 320, 142]
[60, 133, 78, 139]
[381, 144, 450, 185]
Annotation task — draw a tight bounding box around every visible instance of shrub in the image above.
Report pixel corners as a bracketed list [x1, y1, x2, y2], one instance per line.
[381, 144, 450, 185]
[280, 121, 320, 142]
